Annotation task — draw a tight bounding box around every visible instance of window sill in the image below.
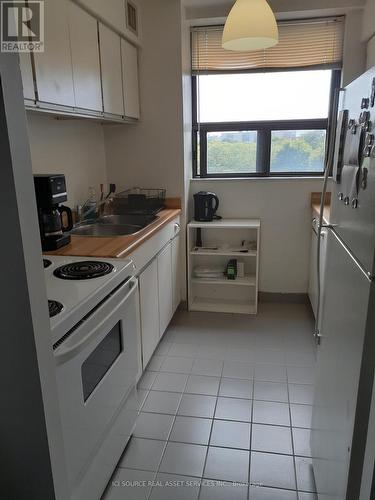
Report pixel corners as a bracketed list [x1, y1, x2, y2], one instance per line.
[190, 176, 326, 181]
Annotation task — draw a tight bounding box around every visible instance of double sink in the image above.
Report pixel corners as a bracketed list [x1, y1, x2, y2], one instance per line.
[70, 214, 157, 237]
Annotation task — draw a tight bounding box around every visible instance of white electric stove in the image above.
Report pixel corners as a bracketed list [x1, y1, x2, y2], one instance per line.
[43, 255, 141, 500]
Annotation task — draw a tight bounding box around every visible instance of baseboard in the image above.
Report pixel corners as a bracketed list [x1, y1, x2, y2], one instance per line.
[259, 292, 309, 304]
[177, 300, 188, 311]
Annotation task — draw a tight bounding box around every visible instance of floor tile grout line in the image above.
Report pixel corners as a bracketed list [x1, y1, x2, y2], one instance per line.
[152, 373, 190, 480]
[196, 357, 224, 500]
[248, 372, 255, 500]
[129, 309, 316, 499]
[144, 386, 187, 500]
[118, 434, 312, 458]
[287, 367, 299, 495]
[114, 463, 311, 495]
[139, 396, 313, 430]
[145, 367, 316, 386]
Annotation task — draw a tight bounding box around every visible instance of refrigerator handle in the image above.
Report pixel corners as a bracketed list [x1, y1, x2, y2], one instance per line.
[322, 225, 374, 283]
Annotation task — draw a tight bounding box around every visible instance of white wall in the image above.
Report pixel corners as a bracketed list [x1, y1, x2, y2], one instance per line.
[362, 0, 375, 41]
[191, 178, 325, 293]
[342, 10, 367, 85]
[367, 35, 375, 68]
[104, 0, 185, 199]
[27, 113, 107, 208]
[185, 0, 365, 20]
[183, 0, 367, 295]
[362, 0, 375, 68]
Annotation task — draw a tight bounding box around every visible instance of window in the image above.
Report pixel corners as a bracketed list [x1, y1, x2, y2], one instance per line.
[192, 18, 344, 178]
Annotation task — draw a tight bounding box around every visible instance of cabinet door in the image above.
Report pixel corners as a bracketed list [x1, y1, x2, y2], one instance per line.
[68, 2, 102, 111]
[99, 23, 124, 116]
[33, 0, 75, 107]
[157, 243, 173, 337]
[19, 53, 35, 101]
[139, 259, 159, 367]
[172, 234, 181, 314]
[121, 38, 140, 119]
[78, 0, 126, 36]
[309, 227, 328, 324]
[308, 229, 318, 317]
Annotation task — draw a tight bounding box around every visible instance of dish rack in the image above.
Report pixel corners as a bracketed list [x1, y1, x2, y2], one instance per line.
[112, 188, 166, 215]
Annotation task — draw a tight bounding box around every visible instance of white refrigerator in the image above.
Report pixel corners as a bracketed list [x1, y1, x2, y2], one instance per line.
[311, 67, 375, 499]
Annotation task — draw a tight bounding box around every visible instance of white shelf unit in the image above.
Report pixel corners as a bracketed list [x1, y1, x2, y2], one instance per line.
[187, 219, 260, 315]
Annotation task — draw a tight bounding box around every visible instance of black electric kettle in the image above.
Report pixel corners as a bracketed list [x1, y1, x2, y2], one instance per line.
[193, 191, 221, 221]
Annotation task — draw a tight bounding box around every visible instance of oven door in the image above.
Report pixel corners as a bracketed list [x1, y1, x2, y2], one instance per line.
[54, 277, 140, 490]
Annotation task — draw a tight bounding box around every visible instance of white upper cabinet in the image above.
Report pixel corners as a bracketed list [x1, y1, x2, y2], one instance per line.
[68, 2, 102, 112]
[121, 38, 140, 119]
[33, 0, 75, 107]
[19, 54, 35, 102]
[99, 23, 124, 116]
[77, 0, 126, 37]
[75, 0, 141, 44]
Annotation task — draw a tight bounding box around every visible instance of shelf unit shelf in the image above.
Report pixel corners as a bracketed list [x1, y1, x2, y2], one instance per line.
[192, 275, 256, 287]
[190, 249, 257, 258]
[187, 218, 260, 315]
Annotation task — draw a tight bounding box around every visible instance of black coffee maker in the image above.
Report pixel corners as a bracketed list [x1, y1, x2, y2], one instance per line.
[193, 191, 221, 221]
[34, 174, 73, 251]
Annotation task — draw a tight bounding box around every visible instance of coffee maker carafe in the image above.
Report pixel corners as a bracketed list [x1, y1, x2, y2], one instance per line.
[34, 174, 73, 251]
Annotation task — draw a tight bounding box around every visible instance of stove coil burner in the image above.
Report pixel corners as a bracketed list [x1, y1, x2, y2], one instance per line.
[53, 261, 114, 280]
[48, 300, 64, 318]
[43, 259, 52, 269]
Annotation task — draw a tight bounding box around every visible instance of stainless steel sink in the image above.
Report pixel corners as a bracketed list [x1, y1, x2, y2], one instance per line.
[70, 213, 158, 237]
[97, 214, 157, 226]
[70, 223, 143, 237]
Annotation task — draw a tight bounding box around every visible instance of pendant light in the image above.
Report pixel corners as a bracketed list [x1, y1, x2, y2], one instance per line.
[222, 0, 279, 51]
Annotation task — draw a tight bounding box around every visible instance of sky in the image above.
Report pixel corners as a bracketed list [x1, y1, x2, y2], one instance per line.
[198, 70, 332, 123]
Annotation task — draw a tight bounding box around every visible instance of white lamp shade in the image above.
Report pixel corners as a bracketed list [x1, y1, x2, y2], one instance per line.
[222, 0, 279, 51]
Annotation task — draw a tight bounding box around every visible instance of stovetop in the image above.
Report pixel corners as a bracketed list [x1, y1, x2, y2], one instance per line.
[53, 261, 115, 280]
[44, 255, 135, 344]
[48, 300, 64, 318]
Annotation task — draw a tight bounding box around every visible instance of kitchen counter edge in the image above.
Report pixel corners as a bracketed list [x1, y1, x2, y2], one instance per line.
[45, 209, 181, 259]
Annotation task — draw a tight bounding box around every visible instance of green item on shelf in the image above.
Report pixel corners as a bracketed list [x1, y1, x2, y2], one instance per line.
[226, 259, 237, 280]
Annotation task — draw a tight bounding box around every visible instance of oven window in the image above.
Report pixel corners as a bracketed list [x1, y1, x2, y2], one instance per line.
[81, 323, 122, 402]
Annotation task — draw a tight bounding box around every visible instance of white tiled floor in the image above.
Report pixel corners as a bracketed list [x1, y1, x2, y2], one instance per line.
[102, 303, 318, 500]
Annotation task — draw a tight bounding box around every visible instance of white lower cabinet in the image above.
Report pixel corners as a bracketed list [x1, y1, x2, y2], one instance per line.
[139, 259, 159, 367]
[136, 217, 182, 370]
[308, 223, 328, 325]
[171, 232, 181, 314]
[157, 243, 173, 337]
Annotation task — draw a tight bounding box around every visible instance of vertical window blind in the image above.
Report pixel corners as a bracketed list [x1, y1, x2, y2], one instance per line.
[191, 17, 345, 73]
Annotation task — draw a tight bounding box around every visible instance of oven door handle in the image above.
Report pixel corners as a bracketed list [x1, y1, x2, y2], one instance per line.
[54, 277, 138, 362]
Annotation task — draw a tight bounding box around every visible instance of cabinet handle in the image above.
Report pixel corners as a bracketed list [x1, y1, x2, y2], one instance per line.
[174, 223, 180, 232]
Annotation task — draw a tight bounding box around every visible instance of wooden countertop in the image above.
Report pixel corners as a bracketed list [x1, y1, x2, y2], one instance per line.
[311, 192, 331, 224]
[312, 203, 331, 225]
[46, 208, 181, 259]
